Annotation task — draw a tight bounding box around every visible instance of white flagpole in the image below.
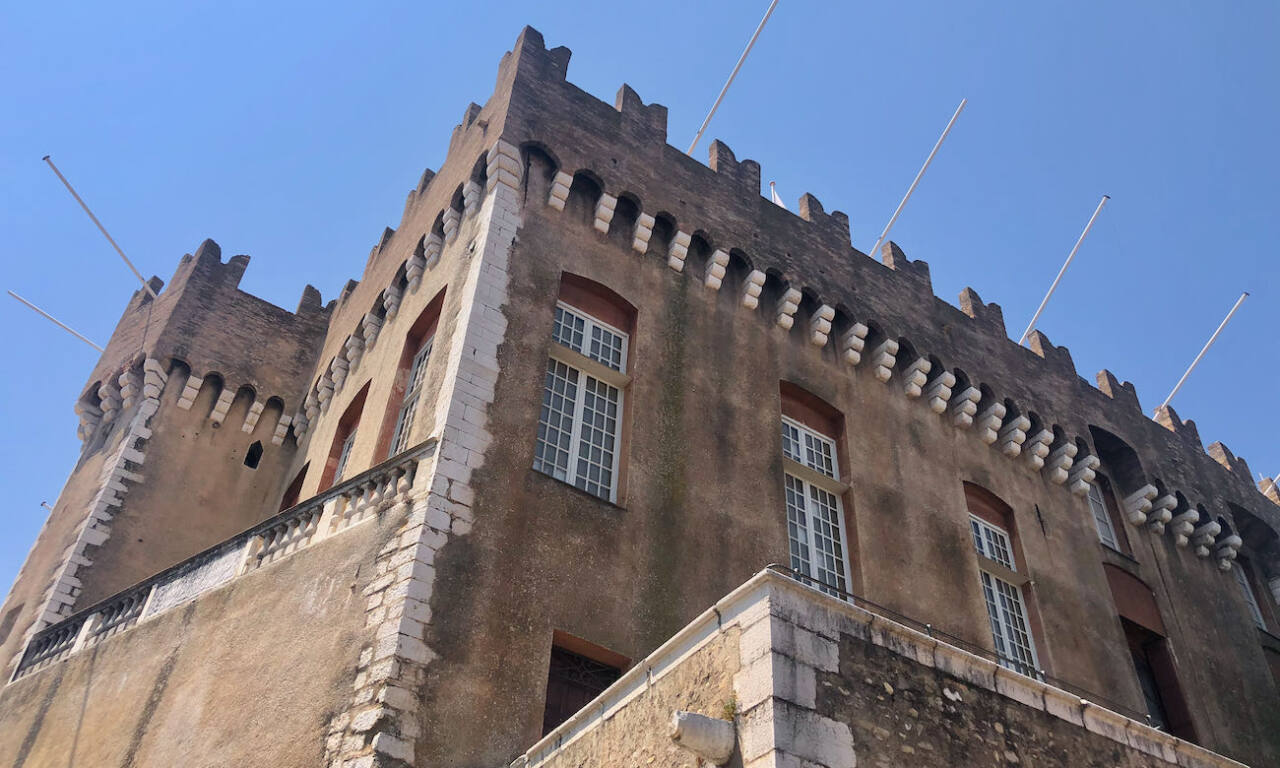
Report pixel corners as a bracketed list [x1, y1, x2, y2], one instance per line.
[687, 0, 781, 156]
[769, 181, 787, 209]
[1018, 195, 1111, 344]
[7, 290, 105, 352]
[42, 155, 158, 299]
[865, 98, 967, 260]
[1159, 291, 1249, 409]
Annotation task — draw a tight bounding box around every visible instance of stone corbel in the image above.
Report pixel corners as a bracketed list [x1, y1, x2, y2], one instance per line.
[485, 139, 522, 193]
[1122, 485, 1158, 525]
[98, 380, 122, 423]
[209, 389, 235, 427]
[1191, 520, 1221, 557]
[405, 251, 427, 291]
[997, 414, 1030, 458]
[362, 312, 383, 349]
[809, 305, 835, 347]
[423, 233, 443, 270]
[316, 375, 335, 413]
[546, 171, 573, 211]
[75, 400, 103, 440]
[841, 323, 868, 366]
[705, 249, 729, 291]
[1214, 534, 1242, 570]
[142, 358, 167, 400]
[442, 207, 461, 243]
[870, 339, 898, 383]
[592, 194, 617, 234]
[1169, 510, 1199, 546]
[383, 282, 403, 320]
[741, 270, 765, 309]
[950, 386, 981, 428]
[345, 334, 365, 370]
[668, 231, 691, 273]
[1068, 455, 1099, 496]
[902, 357, 931, 398]
[632, 213, 655, 253]
[462, 180, 482, 217]
[176, 375, 203, 410]
[1024, 430, 1053, 470]
[118, 369, 140, 411]
[975, 402, 1006, 445]
[241, 399, 264, 433]
[775, 288, 802, 330]
[925, 370, 955, 414]
[1147, 495, 1177, 533]
[271, 414, 292, 446]
[1045, 442, 1076, 484]
[330, 357, 349, 394]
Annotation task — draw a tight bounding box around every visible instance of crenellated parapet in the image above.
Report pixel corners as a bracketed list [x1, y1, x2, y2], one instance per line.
[473, 26, 1277, 564]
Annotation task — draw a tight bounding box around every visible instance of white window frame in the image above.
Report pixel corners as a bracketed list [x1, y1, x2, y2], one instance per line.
[1234, 562, 1266, 630]
[389, 335, 434, 457]
[334, 428, 357, 483]
[781, 416, 853, 601]
[969, 515, 1041, 678]
[1087, 482, 1120, 550]
[533, 303, 631, 503]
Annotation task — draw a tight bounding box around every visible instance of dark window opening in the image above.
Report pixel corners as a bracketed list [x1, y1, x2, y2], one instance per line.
[1123, 619, 1196, 742]
[542, 643, 623, 736]
[0, 603, 24, 645]
[243, 441, 264, 469]
[279, 463, 308, 512]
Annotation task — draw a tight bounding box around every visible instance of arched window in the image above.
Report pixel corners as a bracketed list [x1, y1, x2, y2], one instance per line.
[780, 382, 852, 599]
[321, 382, 369, 490]
[1234, 557, 1268, 630]
[964, 483, 1041, 678]
[532, 274, 636, 503]
[279, 463, 308, 512]
[1102, 564, 1196, 740]
[377, 288, 446, 459]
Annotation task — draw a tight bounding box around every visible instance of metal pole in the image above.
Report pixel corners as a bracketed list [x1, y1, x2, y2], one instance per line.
[1018, 195, 1111, 344]
[865, 98, 967, 260]
[1159, 291, 1249, 409]
[687, 0, 781, 156]
[7, 291, 105, 352]
[42, 155, 158, 299]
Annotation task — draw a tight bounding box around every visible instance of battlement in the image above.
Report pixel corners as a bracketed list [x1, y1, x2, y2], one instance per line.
[284, 25, 1276, 569]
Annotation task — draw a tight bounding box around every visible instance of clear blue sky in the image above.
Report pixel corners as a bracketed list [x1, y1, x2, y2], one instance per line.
[1, 2, 1276, 591]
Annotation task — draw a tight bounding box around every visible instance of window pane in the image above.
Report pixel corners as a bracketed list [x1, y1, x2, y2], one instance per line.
[785, 474, 812, 577]
[588, 324, 626, 372]
[390, 397, 418, 456]
[1088, 484, 1118, 549]
[552, 305, 587, 354]
[534, 359, 579, 482]
[574, 376, 619, 501]
[803, 431, 837, 479]
[808, 485, 847, 596]
[993, 576, 1038, 676]
[782, 421, 803, 464]
[335, 430, 357, 482]
[971, 516, 1014, 571]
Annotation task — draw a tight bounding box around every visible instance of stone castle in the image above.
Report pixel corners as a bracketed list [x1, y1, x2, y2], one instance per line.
[0, 26, 1277, 768]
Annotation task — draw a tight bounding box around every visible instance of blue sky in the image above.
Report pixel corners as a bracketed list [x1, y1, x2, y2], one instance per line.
[1, 1, 1276, 591]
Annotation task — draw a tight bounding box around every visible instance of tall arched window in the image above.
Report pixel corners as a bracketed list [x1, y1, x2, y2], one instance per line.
[780, 383, 852, 600]
[532, 274, 635, 503]
[320, 382, 369, 490]
[378, 289, 446, 459]
[964, 484, 1041, 678]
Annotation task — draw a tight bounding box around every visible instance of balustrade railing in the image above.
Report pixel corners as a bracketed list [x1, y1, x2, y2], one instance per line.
[10, 439, 435, 681]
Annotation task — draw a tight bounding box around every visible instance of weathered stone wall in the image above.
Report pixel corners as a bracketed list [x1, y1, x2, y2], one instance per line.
[0, 503, 402, 768]
[528, 630, 741, 768]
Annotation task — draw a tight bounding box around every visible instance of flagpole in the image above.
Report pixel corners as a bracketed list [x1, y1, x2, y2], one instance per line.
[687, 0, 781, 156]
[7, 290, 104, 352]
[865, 98, 967, 260]
[42, 155, 158, 299]
[1018, 194, 1111, 344]
[1159, 291, 1249, 409]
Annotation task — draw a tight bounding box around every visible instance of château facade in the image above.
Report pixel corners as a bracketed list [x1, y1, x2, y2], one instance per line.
[0, 26, 1277, 768]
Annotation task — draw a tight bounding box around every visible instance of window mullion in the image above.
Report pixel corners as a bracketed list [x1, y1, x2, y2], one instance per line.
[565, 366, 588, 488]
